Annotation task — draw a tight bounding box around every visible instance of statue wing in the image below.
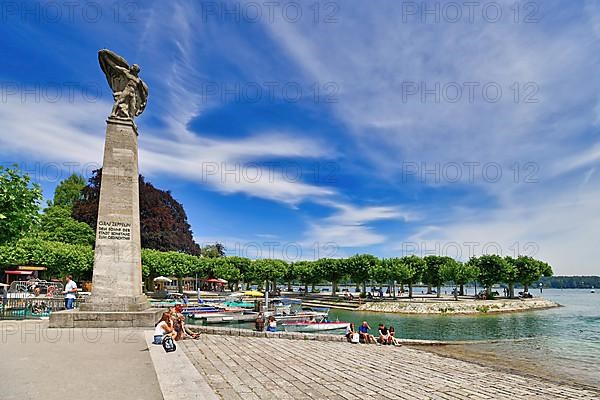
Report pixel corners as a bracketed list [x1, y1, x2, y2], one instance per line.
[98, 49, 129, 93]
[135, 80, 149, 116]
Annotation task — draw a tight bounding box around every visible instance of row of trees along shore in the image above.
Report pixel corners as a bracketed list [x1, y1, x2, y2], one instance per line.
[1, 166, 552, 298]
[0, 238, 552, 299]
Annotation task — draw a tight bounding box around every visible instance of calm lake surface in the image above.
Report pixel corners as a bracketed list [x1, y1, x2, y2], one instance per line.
[329, 288, 600, 389]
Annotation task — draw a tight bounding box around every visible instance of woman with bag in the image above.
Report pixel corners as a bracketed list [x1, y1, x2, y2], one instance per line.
[153, 312, 177, 345]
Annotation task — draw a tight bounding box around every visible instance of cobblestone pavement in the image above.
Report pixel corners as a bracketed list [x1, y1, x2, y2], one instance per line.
[183, 335, 600, 400]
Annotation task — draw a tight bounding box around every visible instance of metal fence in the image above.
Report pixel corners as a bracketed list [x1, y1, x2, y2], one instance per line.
[0, 296, 84, 320]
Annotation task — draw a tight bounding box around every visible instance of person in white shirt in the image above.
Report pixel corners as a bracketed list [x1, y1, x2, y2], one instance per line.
[63, 276, 78, 310]
[153, 312, 176, 344]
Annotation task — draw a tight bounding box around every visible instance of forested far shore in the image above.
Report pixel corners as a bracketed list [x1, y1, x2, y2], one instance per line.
[535, 276, 599, 289]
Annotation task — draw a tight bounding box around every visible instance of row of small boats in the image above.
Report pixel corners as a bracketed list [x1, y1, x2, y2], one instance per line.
[155, 295, 351, 332]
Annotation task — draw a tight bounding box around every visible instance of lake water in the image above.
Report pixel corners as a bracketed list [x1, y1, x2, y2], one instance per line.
[329, 289, 600, 389]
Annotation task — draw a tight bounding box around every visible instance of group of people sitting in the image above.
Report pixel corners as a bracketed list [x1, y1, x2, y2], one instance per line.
[345, 321, 400, 346]
[255, 313, 278, 332]
[153, 304, 200, 345]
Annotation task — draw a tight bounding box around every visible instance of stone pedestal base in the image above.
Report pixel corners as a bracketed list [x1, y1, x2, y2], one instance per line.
[49, 308, 164, 328]
[80, 295, 150, 312]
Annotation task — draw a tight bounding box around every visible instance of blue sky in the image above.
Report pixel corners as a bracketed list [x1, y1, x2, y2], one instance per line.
[1, 0, 600, 274]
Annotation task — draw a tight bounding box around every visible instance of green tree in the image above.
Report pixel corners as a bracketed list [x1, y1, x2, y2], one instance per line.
[37, 205, 96, 246]
[474, 254, 506, 295]
[316, 258, 347, 295]
[142, 249, 174, 278]
[382, 258, 404, 297]
[441, 259, 477, 300]
[247, 259, 286, 292]
[50, 174, 86, 208]
[170, 251, 203, 292]
[211, 258, 241, 290]
[502, 256, 520, 298]
[0, 165, 42, 245]
[227, 256, 251, 290]
[371, 259, 392, 295]
[456, 261, 479, 296]
[202, 243, 226, 258]
[282, 262, 298, 292]
[295, 261, 320, 293]
[347, 254, 378, 296]
[515, 256, 553, 293]
[423, 255, 447, 298]
[0, 237, 93, 281]
[400, 255, 426, 298]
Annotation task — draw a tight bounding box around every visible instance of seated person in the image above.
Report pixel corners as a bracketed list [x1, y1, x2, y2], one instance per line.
[255, 313, 265, 332]
[345, 323, 355, 342]
[377, 323, 391, 345]
[358, 321, 374, 344]
[389, 326, 400, 346]
[153, 312, 177, 344]
[266, 315, 277, 332]
[171, 304, 199, 340]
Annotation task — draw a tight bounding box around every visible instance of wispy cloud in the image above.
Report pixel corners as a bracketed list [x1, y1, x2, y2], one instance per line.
[304, 203, 414, 248]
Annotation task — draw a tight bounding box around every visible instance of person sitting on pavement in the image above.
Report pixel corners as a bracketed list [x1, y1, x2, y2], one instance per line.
[389, 326, 400, 346]
[345, 323, 355, 342]
[266, 315, 277, 332]
[171, 304, 199, 340]
[255, 313, 265, 331]
[153, 312, 177, 344]
[377, 323, 391, 345]
[358, 321, 375, 344]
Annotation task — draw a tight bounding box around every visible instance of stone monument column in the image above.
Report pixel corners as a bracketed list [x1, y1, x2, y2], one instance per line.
[80, 117, 148, 312]
[50, 49, 160, 327]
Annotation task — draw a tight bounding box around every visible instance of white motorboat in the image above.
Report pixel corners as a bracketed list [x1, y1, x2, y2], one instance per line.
[192, 307, 245, 320]
[281, 316, 350, 332]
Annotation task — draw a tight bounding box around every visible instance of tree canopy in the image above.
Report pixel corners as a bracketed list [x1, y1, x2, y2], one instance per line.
[0, 165, 43, 245]
[50, 174, 86, 208]
[36, 205, 96, 246]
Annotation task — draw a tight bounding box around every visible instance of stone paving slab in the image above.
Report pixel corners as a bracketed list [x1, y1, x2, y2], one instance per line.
[144, 331, 219, 400]
[183, 334, 600, 400]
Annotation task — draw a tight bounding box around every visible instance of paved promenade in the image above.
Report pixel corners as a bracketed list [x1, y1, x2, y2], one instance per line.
[183, 334, 600, 400]
[0, 320, 162, 400]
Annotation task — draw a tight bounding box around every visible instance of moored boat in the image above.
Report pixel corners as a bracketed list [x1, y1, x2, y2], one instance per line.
[191, 307, 245, 320]
[282, 319, 350, 332]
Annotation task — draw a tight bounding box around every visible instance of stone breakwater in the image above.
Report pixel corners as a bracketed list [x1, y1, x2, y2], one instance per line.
[357, 297, 560, 314]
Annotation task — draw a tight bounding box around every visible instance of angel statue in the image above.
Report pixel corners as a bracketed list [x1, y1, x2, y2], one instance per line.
[98, 49, 148, 120]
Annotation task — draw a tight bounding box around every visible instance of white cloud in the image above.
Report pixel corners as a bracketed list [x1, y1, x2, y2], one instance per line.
[0, 94, 335, 205]
[304, 203, 414, 248]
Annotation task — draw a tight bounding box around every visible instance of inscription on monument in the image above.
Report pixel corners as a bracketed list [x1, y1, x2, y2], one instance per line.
[98, 220, 132, 240]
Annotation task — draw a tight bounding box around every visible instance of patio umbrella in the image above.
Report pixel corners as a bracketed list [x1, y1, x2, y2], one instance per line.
[153, 276, 172, 283]
[204, 278, 225, 284]
[243, 290, 264, 297]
